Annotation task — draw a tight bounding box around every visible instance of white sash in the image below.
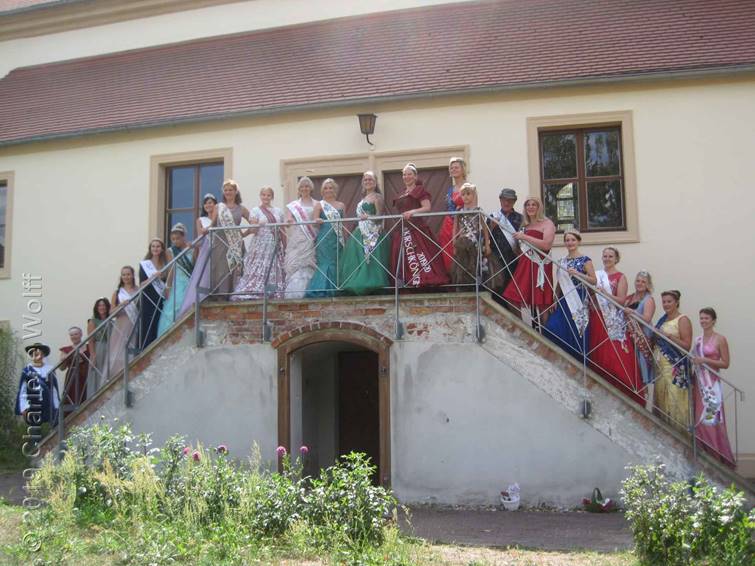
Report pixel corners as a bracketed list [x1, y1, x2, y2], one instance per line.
[287, 200, 317, 240]
[492, 210, 518, 252]
[217, 203, 244, 271]
[118, 287, 138, 324]
[320, 200, 344, 246]
[140, 259, 166, 296]
[356, 200, 381, 262]
[556, 258, 589, 336]
[595, 270, 627, 342]
[694, 337, 724, 426]
[520, 235, 550, 289]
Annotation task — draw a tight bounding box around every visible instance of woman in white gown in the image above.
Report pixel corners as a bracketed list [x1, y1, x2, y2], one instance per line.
[108, 266, 139, 377]
[232, 186, 287, 300]
[284, 176, 318, 299]
[179, 194, 217, 316]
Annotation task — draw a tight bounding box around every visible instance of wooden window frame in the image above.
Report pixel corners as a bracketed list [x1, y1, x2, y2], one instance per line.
[164, 161, 224, 240]
[527, 111, 639, 246]
[149, 148, 232, 241]
[0, 171, 14, 279]
[539, 126, 625, 233]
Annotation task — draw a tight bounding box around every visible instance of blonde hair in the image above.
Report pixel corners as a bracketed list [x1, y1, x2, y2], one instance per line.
[320, 178, 339, 195]
[603, 246, 621, 263]
[460, 182, 478, 207]
[296, 176, 314, 198]
[361, 170, 381, 195]
[563, 228, 582, 242]
[222, 179, 242, 204]
[635, 270, 654, 292]
[403, 162, 418, 175]
[522, 196, 545, 226]
[259, 186, 275, 198]
[449, 156, 467, 180]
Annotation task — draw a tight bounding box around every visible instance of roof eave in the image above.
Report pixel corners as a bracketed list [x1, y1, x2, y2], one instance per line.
[2, 64, 754, 149]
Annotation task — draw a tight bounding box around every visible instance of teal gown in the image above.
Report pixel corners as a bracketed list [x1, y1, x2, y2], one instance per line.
[157, 246, 194, 336]
[305, 206, 344, 297]
[340, 201, 390, 295]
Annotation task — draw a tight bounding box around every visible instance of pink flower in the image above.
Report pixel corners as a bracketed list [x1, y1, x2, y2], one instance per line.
[192, 450, 201, 462]
[276, 446, 287, 457]
[182, 446, 190, 456]
[299, 445, 309, 456]
[216, 444, 228, 455]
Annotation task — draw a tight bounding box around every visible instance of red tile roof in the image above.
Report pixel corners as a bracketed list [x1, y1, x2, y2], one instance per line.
[1, 0, 755, 146]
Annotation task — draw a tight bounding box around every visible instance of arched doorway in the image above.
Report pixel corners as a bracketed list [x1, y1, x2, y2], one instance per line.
[276, 325, 391, 486]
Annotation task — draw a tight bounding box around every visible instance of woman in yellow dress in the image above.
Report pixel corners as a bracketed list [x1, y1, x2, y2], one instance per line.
[653, 290, 693, 430]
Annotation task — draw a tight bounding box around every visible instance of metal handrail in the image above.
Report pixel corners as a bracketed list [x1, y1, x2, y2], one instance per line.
[49, 232, 207, 454]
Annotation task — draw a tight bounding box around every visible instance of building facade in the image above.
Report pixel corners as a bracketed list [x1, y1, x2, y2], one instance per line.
[1, 0, 754, 478]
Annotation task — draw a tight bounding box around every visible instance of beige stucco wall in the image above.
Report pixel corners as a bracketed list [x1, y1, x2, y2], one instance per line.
[0, 0, 478, 78]
[0, 76, 753, 468]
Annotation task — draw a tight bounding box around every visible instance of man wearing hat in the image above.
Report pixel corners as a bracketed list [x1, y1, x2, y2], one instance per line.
[15, 342, 60, 426]
[487, 188, 524, 301]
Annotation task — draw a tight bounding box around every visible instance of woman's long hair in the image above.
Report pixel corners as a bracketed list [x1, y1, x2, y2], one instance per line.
[143, 237, 168, 266]
[92, 297, 111, 320]
[521, 196, 545, 227]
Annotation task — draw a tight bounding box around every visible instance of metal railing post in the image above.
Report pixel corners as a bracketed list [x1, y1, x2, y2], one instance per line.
[689, 371, 697, 463]
[394, 217, 404, 339]
[475, 212, 484, 343]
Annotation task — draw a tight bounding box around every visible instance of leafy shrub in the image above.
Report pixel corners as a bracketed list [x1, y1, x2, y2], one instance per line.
[305, 452, 396, 546]
[621, 463, 754, 565]
[0, 327, 26, 470]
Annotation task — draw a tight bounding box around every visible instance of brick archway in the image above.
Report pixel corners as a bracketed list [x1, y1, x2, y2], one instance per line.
[275, 323, 393, 486]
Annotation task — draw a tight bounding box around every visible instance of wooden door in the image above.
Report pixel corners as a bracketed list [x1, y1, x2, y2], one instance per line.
[382, 167, 450, 236]
[338, 350, 380, 483]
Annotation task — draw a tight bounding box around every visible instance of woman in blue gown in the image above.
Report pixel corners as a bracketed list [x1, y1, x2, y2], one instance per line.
[543, 229, 597, 361]
[305, 178, 345, 297]
[157, 223, 194, 336]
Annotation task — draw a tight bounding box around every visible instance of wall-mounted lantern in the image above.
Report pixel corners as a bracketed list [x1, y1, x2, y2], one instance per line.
[357, 113, 377, 146]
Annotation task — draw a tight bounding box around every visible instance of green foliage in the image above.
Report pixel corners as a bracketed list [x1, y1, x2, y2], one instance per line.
[21, 421, 401, 564]
[621, 463, 754, 566]
[0, 327, 26, 470]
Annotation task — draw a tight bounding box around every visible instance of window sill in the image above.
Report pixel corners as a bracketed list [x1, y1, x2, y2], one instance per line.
[551, 230, 639, 247]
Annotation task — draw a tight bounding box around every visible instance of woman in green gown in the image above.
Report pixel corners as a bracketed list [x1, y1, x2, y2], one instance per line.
[340, 171, 390, 295]
[305, 178, 345, 297]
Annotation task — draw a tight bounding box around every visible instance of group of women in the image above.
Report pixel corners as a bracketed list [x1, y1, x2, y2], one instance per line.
[69, 158, 734, 467]
[497, 206, 735, 467]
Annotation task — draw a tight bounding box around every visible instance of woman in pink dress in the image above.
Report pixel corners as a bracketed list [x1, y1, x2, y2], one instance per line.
[390, 163, 449, 288]
[437, 157, 466, 271]
[691, 307, 735, 467]
[502, 196, 555, 324]
[588, 247, 644, 405]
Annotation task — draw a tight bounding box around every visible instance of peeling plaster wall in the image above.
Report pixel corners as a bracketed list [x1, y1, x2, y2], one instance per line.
[80, 304, 729, 505]
[83, 331, 278, 465]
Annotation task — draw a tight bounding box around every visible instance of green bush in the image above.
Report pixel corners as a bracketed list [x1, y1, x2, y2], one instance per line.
[621, 463, 754, 565]
[0, 327, 26, 470]
[25, 421, 398, 563]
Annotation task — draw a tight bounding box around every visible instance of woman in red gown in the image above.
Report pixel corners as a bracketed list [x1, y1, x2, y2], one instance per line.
[588, 247, 644, 405]
[437, 157, 466, 271]
[502, 197, 555, 321]
[390, 163, 449, 288]
[691, 308, 735, 467]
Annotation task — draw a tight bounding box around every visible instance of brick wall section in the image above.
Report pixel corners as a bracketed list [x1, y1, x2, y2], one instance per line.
[199, 294, 477, 347]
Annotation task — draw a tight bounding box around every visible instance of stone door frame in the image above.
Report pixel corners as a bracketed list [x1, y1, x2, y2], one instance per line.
[274, 323, 392, 486]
